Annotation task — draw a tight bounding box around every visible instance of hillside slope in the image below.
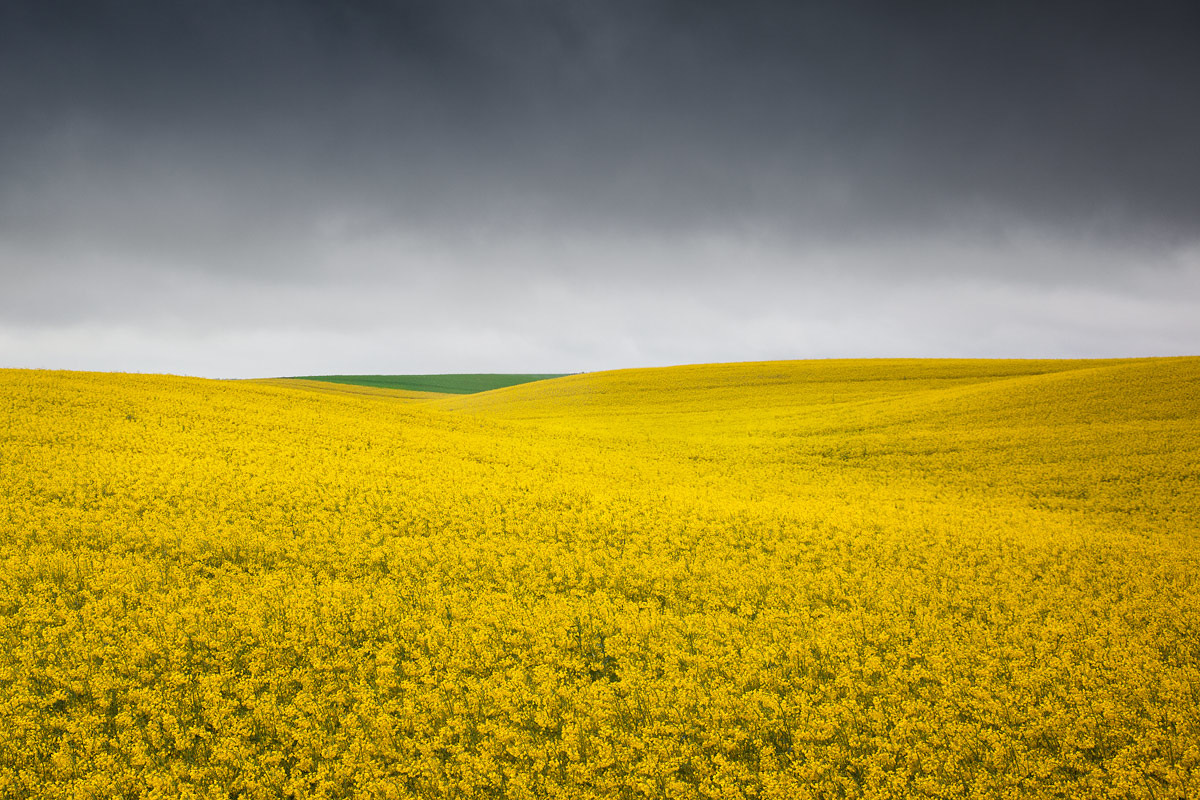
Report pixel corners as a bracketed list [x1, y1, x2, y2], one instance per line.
[436, 358, 1140, 421]
[1, 359, 1197, 799]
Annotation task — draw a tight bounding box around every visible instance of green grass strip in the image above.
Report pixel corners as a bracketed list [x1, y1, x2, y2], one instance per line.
[287, 374, 569, 395]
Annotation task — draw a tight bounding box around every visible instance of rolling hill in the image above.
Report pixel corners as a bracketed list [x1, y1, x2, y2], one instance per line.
[2, 358, 1197, 799]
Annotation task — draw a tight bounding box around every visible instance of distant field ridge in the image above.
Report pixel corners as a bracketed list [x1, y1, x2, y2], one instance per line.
[287, 372, 570, 395]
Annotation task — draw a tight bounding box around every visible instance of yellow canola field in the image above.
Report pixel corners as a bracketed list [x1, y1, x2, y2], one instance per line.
[245, 379, 453, 403]
[1, 359, 1198, 799]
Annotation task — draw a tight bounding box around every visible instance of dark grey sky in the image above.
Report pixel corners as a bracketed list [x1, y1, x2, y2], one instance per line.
[2, 0, 1198, 376]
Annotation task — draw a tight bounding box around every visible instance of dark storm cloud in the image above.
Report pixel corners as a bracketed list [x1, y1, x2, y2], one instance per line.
[4, 0, 1199, 248]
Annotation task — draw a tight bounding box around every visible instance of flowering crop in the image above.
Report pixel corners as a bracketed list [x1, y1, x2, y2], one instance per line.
[1, 358, 1198, 799]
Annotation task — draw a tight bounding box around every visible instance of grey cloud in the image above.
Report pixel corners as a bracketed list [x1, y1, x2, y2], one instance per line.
[1, 1, 1198, 373]
[4, 1, 1199, 247]
[3, 249, 1195, 377]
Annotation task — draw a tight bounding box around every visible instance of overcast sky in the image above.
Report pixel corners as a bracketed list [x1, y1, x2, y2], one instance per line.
[2, 0, 1198, 377]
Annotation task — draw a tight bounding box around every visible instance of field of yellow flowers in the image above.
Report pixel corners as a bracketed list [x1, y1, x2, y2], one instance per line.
[2, 358, 1198, 799]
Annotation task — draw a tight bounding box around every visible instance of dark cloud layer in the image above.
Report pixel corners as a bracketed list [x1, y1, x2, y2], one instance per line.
[1, 1, 1198, 374]
[6, 0, 1200, 239]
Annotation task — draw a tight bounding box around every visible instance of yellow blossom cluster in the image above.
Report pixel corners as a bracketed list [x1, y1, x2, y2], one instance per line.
[1, 358, 1198, 798]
